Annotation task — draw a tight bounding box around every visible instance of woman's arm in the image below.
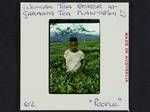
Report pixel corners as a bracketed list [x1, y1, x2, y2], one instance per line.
[78, 59, 85, 73]
[63, 58, 66, 70]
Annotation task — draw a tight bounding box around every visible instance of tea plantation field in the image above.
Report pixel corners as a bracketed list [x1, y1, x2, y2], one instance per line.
[49, 40, 100, 94]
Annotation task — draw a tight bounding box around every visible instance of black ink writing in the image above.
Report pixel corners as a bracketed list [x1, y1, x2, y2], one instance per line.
[22, 3, 127, 19]
[22, 4, 53, 10]
[57, 3, 72, 9]
[77, 10, 117, 17]
[23, 11, 54, 19]
[24, 101, 36, 107]
[58, 10, 71, 16]
[89, 98, 119, 107]
[77, 3, 103, 9]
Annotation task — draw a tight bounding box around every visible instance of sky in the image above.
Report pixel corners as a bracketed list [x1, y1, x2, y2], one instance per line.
[50, 23, 100, 35]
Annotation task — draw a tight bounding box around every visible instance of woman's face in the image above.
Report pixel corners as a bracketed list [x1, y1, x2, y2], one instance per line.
[70, 42, 78, 52]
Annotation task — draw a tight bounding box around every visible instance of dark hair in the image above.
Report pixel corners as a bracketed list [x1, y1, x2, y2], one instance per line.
[69, 36, 78, 42]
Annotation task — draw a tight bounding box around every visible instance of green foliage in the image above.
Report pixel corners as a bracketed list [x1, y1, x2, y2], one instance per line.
[50, 40, 100, 94]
